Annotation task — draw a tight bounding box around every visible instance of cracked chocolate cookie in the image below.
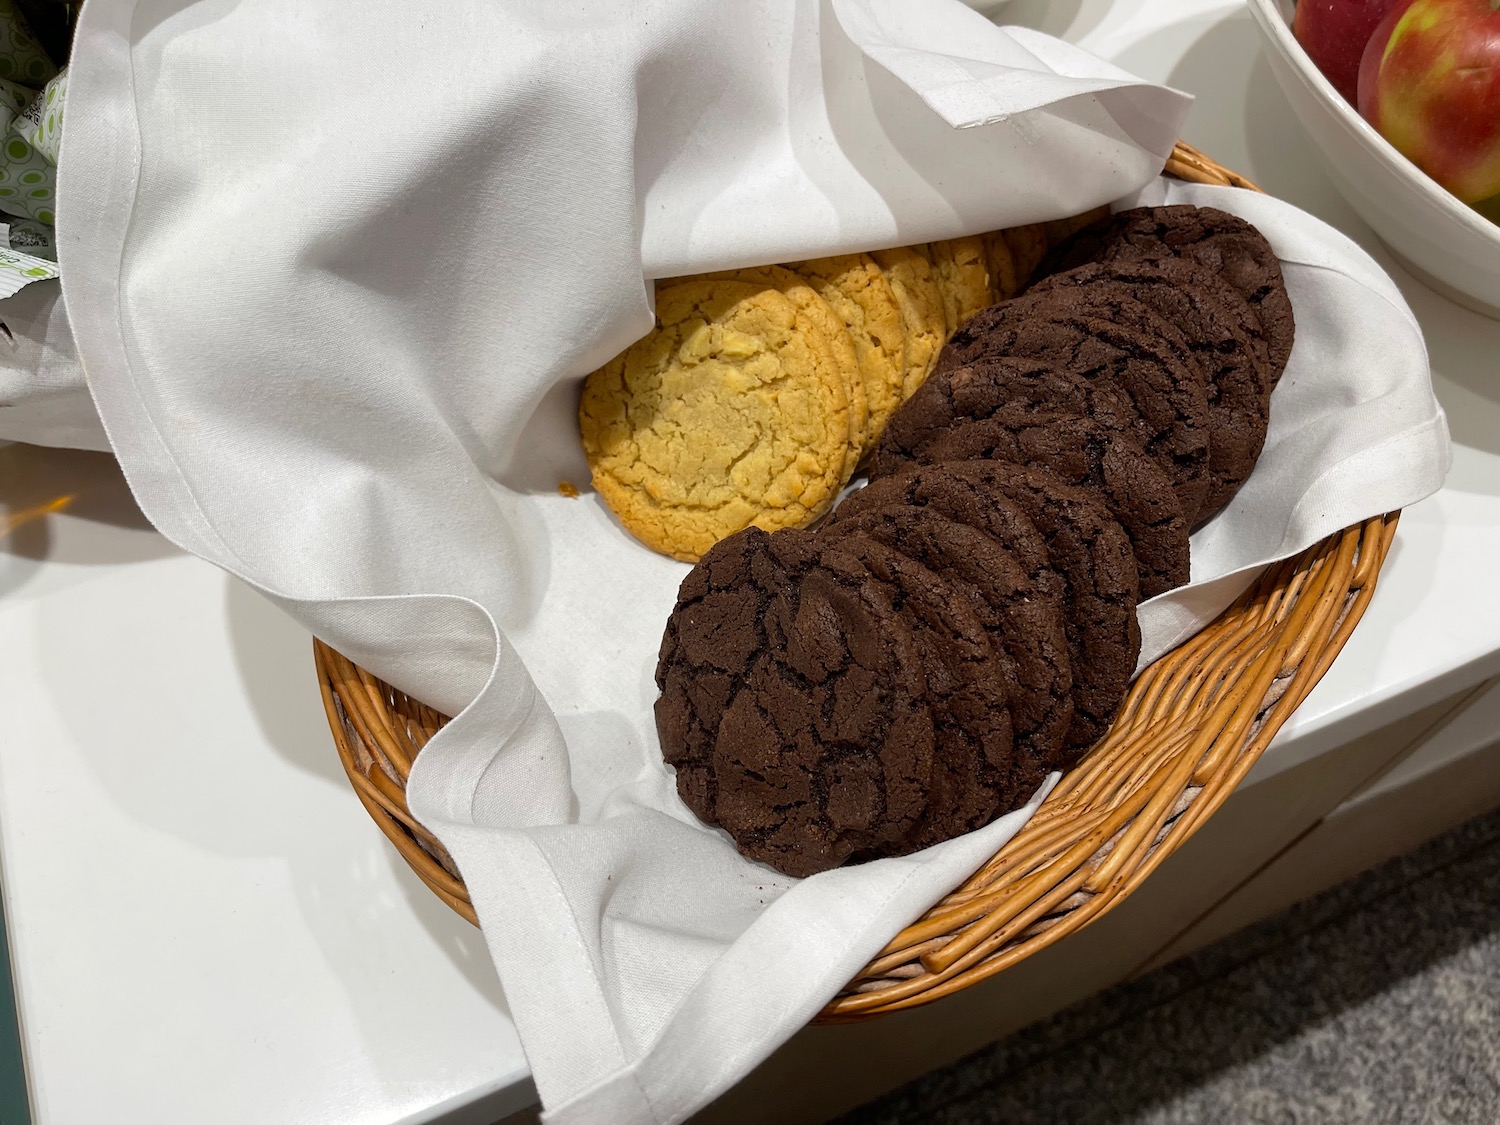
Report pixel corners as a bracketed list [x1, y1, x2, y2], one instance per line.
[655, 527, 938, 876]
[939, 462, 1141, 759]
[870, 357, 1140, 480]
[885, 408, 1190, 598]
[838, 461, 1141, 765]
[935, 292, 1214, 520]
[1029, 257, 1272, 521]
[1038, 204, 1295, 385]
[825, 499, 1072, 798]
[832, 530, 1021, 852]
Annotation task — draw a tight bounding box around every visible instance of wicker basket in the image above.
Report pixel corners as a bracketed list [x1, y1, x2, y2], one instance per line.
[313, 141, 1401, 1023]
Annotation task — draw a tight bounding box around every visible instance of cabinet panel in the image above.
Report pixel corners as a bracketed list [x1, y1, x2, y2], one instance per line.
[1144, 680, 1500, 970]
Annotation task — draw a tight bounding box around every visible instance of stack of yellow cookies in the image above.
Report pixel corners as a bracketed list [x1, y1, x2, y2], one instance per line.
[578, 211, 1107, 562]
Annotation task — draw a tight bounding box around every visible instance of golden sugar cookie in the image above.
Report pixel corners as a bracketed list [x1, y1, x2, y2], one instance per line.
[791, 253, 907, 447]
[579, 279, 852, 561]
[871, 246, 948, 399]
[924, 237, 992, 334]
[711, 264, 867, 478]
[982, 231, 1022, 301]
[1001, 224, 1049, 290]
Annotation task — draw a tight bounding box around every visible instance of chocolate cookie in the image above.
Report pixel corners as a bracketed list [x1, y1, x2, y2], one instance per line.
[826, 501, 1072, 796]
[655, 527, 937, 876]
[655, 527, 791, 815]
[870, 357, 1139, 480]
[1039, 204, 1295, 384]
[833, 530, 1021, 851]
[1028, 258, 1272, 521]
[942, 462, 1141, 758]
[885, 409, 1190, 598]
[839, 462, 1141, 762]
[935, 292, 1213, 520]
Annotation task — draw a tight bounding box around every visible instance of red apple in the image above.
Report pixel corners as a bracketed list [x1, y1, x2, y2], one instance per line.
[1358, 0, 1500, 202]
[1295, 0, 1403, 103]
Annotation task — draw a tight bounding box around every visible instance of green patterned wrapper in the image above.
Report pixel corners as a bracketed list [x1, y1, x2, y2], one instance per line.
[0, 74, 36, 143]
[0, 75, 28, 120]
[0, 0, 59, 232]
[0, 0, 58, 291]
[0, 130, 52, 223]
[14, 66, 62, 162]
[0, 0, 53, 88]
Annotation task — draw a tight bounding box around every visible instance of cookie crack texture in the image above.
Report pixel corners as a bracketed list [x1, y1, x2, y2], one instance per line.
[873, 409, 1188, 599]
[833, 532, 1018, 851]
[828, 491, 1072, 776]
[657, 528, 940, 877]
[580, 279, 852, 561]
[934, 461, 1140, 759]
[935, 294, 1211, 521]
[1039, 204, 1294, 379]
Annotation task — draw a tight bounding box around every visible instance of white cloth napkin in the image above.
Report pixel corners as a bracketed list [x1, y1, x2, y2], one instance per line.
[54, 1, 1447, 1122]
[0, 279, 105, 450]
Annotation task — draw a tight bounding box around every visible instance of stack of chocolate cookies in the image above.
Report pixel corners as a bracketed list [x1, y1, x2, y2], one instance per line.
[655, 204, 1295, 877]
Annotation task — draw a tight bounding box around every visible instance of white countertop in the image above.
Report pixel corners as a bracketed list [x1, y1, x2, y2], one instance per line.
[0, 443, 536, 1125]
[4, 2, 1500, 1123]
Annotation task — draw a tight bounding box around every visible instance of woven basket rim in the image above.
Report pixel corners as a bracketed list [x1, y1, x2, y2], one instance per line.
[313, 140, 1400, 1022]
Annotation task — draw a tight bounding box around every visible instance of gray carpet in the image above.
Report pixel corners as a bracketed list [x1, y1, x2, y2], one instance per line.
[837, 804, 1500, 1125]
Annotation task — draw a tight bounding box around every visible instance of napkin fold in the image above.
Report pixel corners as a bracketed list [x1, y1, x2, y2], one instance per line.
[0, 278, 103, 450]
[55, 1, 1446, 1123]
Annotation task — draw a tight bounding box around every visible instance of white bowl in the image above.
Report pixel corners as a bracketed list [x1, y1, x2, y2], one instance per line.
[1247, 0, 1500, 318]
